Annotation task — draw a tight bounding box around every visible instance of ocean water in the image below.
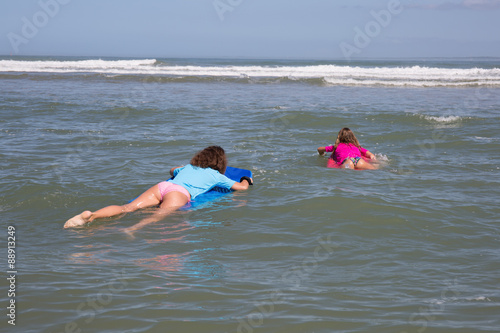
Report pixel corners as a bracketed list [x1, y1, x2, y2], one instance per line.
[0, 56, 499, 333]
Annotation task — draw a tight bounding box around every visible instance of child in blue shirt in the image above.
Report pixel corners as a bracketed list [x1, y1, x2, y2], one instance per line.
[64, 146, 252, 233]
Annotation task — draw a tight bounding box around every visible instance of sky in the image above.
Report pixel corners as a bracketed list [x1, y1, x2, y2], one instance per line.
[1, 0, 499, 60]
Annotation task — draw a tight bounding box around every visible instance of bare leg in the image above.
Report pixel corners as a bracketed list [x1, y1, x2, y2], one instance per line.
[64, 184, 163, 228]
[123, 191, 189, 236]
[355, 159, 378, 170]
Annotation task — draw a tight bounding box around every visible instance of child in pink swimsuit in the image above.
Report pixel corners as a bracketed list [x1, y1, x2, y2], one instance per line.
[64, 146, 253, 234]
[318, 127, 378, 170]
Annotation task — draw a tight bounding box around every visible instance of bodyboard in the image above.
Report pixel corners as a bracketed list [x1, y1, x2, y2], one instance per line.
[130, 166, 252, 210]
[181, 166, 252, 210]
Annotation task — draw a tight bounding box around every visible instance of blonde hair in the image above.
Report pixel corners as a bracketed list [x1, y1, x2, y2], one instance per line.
[333, 127, 361, 152]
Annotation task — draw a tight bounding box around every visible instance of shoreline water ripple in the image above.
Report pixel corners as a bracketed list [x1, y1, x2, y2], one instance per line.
[1, 56, 499, 332]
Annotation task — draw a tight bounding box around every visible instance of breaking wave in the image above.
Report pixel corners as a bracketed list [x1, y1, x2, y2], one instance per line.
[1, 58, 499, 87]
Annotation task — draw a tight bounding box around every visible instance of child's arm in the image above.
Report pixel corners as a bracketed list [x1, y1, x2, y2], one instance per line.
[231, 177, 253, 191]
[363, 150, 376, 160]
[317, 147, 327, 156]
[170, 166, 183, 176]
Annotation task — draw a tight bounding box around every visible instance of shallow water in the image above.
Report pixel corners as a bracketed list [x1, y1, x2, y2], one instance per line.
[1, 57, 499, 332]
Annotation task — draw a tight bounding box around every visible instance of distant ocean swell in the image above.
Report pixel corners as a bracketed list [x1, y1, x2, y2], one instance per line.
[1, 59, 500, 87]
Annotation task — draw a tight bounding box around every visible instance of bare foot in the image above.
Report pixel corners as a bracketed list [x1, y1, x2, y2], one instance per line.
[64, 211, 93, 228]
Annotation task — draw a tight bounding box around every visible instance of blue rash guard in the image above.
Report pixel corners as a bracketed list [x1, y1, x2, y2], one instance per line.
[168, 164, 236, 199]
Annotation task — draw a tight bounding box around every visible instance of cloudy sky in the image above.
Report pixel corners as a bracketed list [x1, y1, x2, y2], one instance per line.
[1, 0, 499, 59]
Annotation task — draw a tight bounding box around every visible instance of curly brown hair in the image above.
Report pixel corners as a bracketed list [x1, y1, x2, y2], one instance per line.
[190, 146, 228, 173]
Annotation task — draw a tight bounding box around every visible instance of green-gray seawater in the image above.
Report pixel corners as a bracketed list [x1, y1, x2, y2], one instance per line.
[1, 57, 499, 332]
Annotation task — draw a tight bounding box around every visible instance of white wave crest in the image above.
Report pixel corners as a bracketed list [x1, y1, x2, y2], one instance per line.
[423, 115, 463, 123]
[375, 153, 389, 161]
[0, 59, 157, 74]
[1, 59, 499, 87]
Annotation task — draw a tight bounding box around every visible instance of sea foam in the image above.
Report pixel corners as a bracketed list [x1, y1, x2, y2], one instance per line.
[1, 59, 499, 87]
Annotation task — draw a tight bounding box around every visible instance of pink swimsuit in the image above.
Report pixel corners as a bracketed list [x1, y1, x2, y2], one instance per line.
[325, 143, 368, 165]
[157, 181, 191, 201]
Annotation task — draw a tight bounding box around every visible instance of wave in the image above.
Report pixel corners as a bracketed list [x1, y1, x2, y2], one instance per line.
[0, 59, 157, 74]
[1, 59, 500, 87]
[421, 115, 464, 123]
